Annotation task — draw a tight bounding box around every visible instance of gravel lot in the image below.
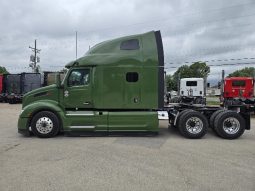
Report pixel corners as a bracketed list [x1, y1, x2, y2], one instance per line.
[0, 103, 254, 191]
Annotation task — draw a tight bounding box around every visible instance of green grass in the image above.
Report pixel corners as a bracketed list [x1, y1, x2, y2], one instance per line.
[206, 100, 220, 106]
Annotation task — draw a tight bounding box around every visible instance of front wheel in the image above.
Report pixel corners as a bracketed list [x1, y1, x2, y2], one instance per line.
[31, 111, 60, 138]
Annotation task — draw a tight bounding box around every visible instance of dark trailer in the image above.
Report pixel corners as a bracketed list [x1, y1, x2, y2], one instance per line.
[0, 74, 5, 102]
[5, 74, 22, 103]
[21, 73, 41, 94]
[7, 73, 41, 104]
[43, 71, 65, 87]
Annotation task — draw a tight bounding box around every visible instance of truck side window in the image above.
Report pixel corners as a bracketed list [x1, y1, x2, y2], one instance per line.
[126, 72, 138, 82]
[232, 80, 245, 87]
[120, 39, 139, 50]
[68, 69, 90, 87]
[186, 81, 197, 86]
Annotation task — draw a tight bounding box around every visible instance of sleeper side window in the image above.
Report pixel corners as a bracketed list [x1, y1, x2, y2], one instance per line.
[120, 39, 139, 50]
[126, 72, 139, 82]
[68, 69, 90, 87]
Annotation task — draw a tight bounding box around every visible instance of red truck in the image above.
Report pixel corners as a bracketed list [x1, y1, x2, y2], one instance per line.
[0, 74, 4, 102]
[222, 77, 255, 106]
[0, 75, 3, 94]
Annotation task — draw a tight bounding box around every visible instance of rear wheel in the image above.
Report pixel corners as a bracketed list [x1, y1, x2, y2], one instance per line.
[175, 109, 193, 128]
[31, 111, 60, 138]
[209, 109, 225, 129]
[178, 111, 208, 139]
[214, 111, 245, 139]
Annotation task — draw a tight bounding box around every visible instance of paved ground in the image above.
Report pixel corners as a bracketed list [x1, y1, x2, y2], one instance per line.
[0, 103, 254, 191]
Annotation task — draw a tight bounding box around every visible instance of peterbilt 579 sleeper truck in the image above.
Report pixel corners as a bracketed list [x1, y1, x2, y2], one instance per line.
[18, 31, 251, 139]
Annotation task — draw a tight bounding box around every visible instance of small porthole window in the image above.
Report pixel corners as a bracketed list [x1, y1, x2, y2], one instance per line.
[120, 39, 139, 50]
[126, 72, 138, 82]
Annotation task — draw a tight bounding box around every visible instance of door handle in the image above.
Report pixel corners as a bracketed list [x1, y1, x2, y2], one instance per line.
[83, 102, 90, 105]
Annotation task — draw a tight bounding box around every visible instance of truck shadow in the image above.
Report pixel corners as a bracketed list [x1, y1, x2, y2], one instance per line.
[164, 126, 222, 139]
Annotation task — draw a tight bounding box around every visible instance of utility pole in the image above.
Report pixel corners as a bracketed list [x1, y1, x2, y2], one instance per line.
[164, 71, 167, 95]
[29, 40, 41, 73]
[177, 73, 181, 96]
[76, 31, 78, 60]
[204, 76, 207, 97]
[253, 68, 255, 80]
[221, 70, 225, 98]
[204, 68, 209, 97]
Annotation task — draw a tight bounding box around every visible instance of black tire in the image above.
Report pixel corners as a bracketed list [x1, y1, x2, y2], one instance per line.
[175, 109, 194, 128]
[31, 111, 60, 138]
[178, 111, 208, 139]
[209, 109, 225, 129]
[214, 111, 245, 139]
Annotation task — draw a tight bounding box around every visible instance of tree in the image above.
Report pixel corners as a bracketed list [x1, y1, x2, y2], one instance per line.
[228, 67, 255, 77]
[165, 74, 175, 91]
[167, 62, 210, 91]
[189, 62, 210, 78]
[0, 66, 9, 74]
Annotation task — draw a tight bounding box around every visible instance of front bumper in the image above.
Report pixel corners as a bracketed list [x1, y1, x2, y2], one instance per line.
[18, 117, 31, 136]
[18, 129, 31, 136]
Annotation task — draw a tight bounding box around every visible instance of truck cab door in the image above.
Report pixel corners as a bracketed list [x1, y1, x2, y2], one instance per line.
[62, 68, 108, 133]
[63, 68, 92, 109]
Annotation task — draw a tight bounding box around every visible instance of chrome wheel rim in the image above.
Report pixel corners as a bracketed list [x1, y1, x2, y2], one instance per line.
[186, 117, 203, 134]
[223, 117, 240, 134]
[36, 117, 53, 134]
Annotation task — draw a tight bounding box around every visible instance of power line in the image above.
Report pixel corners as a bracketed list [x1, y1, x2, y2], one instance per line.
[166, 57, 255, 65]
[209, 62, 255, 67]
[165, 62, 255, 69]
[166, 46, 255, 61]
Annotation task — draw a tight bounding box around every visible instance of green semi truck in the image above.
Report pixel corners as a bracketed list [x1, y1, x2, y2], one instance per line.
[18, 31, 251, 139]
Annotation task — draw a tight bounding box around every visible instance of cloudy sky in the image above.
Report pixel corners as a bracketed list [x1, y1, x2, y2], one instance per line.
[1, 0, 255, 84]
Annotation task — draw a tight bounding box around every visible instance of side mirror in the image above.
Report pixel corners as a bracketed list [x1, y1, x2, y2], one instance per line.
[55, 73, 61, 88]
